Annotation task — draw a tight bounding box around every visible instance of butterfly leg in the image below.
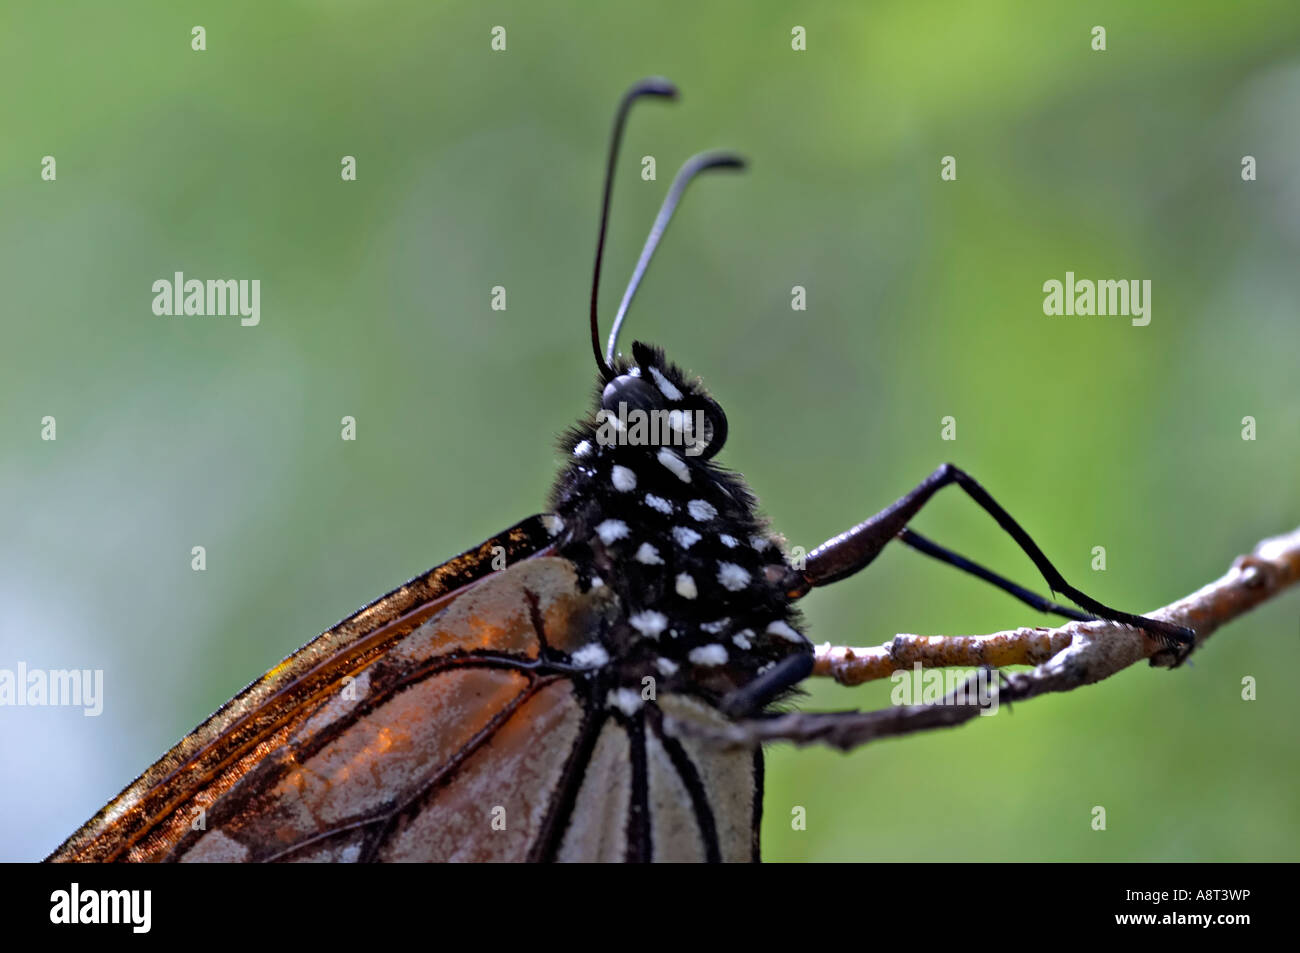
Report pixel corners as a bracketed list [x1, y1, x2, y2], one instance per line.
[897, 527, 1093, 622]
[719, 652, 814, 718]
[797, 463, 1193, 650]
[702, 702, 990, 752]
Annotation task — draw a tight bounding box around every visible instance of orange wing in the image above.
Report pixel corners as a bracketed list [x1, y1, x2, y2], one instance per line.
[47, 516, 575, 862]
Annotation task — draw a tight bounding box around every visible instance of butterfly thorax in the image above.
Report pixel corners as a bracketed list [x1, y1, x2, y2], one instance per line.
[545, 341, 810, 716]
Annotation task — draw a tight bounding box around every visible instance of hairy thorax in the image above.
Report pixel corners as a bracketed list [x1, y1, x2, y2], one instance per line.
[545, 342, 810, 712]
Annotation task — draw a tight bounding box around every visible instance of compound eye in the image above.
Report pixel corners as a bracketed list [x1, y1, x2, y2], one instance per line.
[600, 373, 662, 416]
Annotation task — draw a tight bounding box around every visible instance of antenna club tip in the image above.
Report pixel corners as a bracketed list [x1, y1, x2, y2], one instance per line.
[634, 77, 679, 100]
[688, 151, 748, 174]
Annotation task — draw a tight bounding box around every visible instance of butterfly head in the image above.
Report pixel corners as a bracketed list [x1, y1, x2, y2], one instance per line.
[598, 341, 727, 462]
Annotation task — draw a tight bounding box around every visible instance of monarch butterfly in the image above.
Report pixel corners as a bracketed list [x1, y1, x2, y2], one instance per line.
[48, 78, 1192, 864]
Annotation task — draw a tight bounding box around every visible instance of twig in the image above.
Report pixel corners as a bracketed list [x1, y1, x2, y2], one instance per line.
[672, 527, 1300, 751]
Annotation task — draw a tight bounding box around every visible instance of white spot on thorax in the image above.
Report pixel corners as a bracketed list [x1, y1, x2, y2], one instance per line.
[572, 643, 610, 668]
[750, 535, 771, 551]
[629, 610, 668, 638]
[607, 687, 643, 715]
[655, 657, 680, 676]
[716, 562, 751, 591]
[635, 542, 663, 565]
[649, 365, 683, 400]
[595, 519, 629, 544]
[687, 499, 717, 522]
[611, 465, 636, 492]
[675, 573, 697, 599]
[701, 618, 730, 634]
[766, 619, 806, 643]
[542, 514, 564, 536]
[688, 644, 728, 667]
[732, 629, 754, 650]
[644, 494, 673, 514]
[672, 526, 701, 550]
[573, 440, 592, 458]
[719, 534, 738, 548]
[657, 448, 691, 483]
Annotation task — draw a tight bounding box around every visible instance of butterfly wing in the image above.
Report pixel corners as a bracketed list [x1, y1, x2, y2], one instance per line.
[156, 556, 616, 862]
[49, 516, 557, 862]
[48, 514, 762, 862]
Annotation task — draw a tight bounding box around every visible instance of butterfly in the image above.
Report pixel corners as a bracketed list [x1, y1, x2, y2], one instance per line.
[47, 79, 1193, 864]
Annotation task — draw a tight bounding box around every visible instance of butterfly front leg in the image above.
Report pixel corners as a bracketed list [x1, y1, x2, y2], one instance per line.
[792, 463, 1194, 655]
[719, 653, 814, 718]
[895, 528, 1093, 622]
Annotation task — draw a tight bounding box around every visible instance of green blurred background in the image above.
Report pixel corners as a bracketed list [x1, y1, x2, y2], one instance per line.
[3, 1, 1298, 862]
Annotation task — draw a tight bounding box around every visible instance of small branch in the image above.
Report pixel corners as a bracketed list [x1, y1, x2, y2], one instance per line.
[675, 527, 1300, 751]
[812, 627, 1075, 686]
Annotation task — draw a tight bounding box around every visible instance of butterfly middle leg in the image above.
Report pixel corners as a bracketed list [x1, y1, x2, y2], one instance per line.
[795, 463, 1194, 650]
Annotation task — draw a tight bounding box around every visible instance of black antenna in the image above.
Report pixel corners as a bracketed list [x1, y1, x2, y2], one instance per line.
[590, 78, 678, 381]
[606, 151, 746, 366]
